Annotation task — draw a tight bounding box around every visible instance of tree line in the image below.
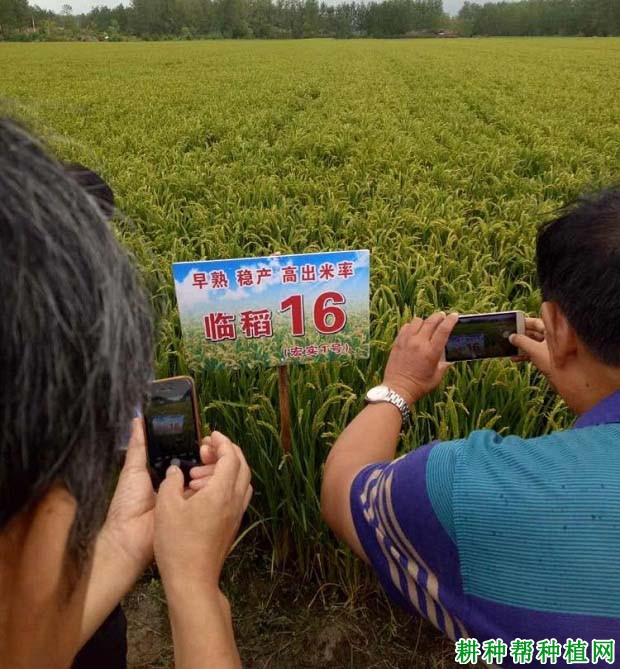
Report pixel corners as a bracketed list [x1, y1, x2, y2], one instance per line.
[458, 0, 620, 36]
[0, 0, 618, 39]
[1, 0, 446, 38]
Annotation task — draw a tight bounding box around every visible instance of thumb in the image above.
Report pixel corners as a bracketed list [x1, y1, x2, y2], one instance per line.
[124, 418, 148, 469]
[158, 465, 185, 502]
[210, 430, 233, 456]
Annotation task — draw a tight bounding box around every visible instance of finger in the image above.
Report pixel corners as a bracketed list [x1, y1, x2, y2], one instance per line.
[425, 313, 458, 366]
[188, 475, 214, 491]
[200, 442, 218, 466]
[525, 317, 545, 334]
[190, 462, 216, 480]
[208, 432, 242, 488]
[395, 322, 411, 347]
[525, 330, 545, 343]
[510, 333, 543, 359]
[211, 430, 233, 454]
[157, 465, 185, 503]
[124, 418, 148, 469]
[190, 463, 216, 479]
[431, 312, 459, 347]
[418, 312, 446, 341]
[409, 316, 424, 335]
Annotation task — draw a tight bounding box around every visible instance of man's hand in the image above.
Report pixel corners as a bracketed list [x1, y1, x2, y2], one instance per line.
[154, 431, 252, 590]
[383, 312, 459, 405]
[186, 435, 236, 491]
[322, 312, 457, 560]
[510, 317, 551, 377]
[79, 419, 156, 647]
[100, 418, 155, 574]
[155, 433, 250, 669]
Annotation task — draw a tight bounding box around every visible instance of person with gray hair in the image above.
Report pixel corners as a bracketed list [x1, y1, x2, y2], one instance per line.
[0, 118, 251, 669]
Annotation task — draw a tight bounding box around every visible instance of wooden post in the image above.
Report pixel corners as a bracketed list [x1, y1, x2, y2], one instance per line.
[278, 364, 292, 454]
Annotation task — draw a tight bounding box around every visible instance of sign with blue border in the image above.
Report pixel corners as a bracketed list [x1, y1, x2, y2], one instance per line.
[173, 250, 370, 369]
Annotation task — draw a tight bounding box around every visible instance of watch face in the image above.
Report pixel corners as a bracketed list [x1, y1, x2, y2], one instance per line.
[367, 385, 390, 402]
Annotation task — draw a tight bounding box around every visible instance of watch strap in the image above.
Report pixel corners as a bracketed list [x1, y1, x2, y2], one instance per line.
[365, 387, 412, 428]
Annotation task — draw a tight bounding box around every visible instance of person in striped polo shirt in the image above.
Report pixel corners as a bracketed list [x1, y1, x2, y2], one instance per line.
[321, 189, 620, 667]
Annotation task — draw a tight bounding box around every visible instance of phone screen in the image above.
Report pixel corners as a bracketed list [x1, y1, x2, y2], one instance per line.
[445, 312, 519, 362]
[145, 377, 200, 486]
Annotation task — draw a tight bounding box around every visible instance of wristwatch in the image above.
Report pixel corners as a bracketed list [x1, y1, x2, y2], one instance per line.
[364, 385, 412, 428]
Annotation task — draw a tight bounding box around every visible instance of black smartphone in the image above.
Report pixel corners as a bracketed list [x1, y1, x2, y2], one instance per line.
[444, 311, 525, 362]
[144, 376, 201, 489]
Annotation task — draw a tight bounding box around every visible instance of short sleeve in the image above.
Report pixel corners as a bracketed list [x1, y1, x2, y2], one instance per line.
[426, 439, 466, 542]
[349, 442, 469, 641]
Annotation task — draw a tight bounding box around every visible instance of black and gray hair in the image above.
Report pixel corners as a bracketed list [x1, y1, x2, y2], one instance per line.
[537, 187, 620, 366]
[0, 118, 153, 564]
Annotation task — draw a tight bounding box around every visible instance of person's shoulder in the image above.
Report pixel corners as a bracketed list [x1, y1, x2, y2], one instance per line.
[450, 423, 620, 618]
[425, 430, 530, 476]
[452, 424, 620, 481]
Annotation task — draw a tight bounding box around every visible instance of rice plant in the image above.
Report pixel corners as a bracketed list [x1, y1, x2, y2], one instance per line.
[1, 36, 618, 586]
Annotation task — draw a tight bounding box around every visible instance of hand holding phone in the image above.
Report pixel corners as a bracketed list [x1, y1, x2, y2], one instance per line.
[444, 311, 526, 362]
[153, 431, 251, 668]
[144, 376, 201, 489]
[509, 316, 551, 377]
[383, 312, 459, 404]
[154, 431, 252, 586]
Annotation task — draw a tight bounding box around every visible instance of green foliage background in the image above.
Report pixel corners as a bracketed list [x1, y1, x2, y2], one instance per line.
[1, 37, 619, 587]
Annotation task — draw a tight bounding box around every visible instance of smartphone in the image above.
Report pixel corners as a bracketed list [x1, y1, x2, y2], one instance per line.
[144, 376, 201, 488]
[444, 311, 525, 362]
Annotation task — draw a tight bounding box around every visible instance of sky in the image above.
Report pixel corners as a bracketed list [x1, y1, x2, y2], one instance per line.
[36, 0, 467, 17]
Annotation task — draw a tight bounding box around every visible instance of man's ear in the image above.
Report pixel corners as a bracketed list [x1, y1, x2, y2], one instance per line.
[542, 301, 578, 369]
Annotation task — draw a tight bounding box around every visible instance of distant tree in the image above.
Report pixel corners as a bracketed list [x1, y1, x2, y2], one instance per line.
[2, 0, 618, 40]
[108, 15, 120, 34]
[59, 2, 79, 31]
[131, 0, 180, 34]
[302, 0, 319, 35]
[217, 0, 249, 36]
[0, 0, 30, 33]
[248, 0, 274, 37]
[38, 17, 54, 33]
[458, 0, 619, 36]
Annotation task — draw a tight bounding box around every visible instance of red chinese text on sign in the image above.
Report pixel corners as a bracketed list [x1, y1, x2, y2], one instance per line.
[301, 264, 316, 282]
[319, 263, 336, 281]
[240, 309, 273, 339]
[281, 266, 298, 284]
[236, 269, 254, 287]
[337, 261, 354, 279]
[204, 313, 236, 342]
[210, 270, 229, 289]
[257, 268, 272, 284]
[192, 272, 208, 289]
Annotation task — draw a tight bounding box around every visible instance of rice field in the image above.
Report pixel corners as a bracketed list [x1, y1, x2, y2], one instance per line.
[1, 37, 619, 586]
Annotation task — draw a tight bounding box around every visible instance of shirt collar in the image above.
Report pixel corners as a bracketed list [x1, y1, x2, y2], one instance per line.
[573, 390, 620, 429]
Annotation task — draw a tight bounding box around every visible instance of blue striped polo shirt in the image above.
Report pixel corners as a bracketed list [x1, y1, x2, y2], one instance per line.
[350, 391, 620, 666]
